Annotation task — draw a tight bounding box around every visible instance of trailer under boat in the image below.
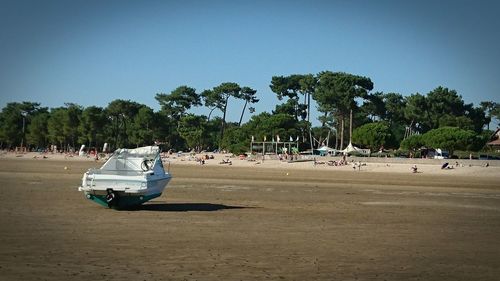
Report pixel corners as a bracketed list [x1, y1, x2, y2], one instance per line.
[78, 146, 171, 209]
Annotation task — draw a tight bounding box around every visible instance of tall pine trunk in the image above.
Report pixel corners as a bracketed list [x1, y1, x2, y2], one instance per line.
[207, 107, 216, 122]
[238, 100, 248, 126]
[340, 116, 344, 150]
[307, 92, 311, 123]
[219, 96, 229, 150]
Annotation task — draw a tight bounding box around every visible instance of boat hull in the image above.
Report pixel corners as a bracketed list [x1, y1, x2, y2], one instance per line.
[84, 192, 163, 209]
[81, 177, 171, 209]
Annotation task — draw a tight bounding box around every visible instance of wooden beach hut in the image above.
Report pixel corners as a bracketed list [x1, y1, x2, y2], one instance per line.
[486, 128, 500, 152]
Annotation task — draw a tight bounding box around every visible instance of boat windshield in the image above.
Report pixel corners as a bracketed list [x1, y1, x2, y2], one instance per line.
[100, 146, 160, 172]
[113, 146, 160, 159]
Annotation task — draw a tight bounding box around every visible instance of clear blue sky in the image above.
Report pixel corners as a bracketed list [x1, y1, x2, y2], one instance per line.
[1, 0, 499, 126]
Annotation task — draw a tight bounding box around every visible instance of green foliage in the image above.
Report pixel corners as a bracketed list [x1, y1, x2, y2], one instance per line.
[243, 112, 298, 142]
[0, 73, 495, 156]
[238, 87, 259, 126]
[392, 149, 409, 158]
[361, 92, 386, 121]
[400, 134, 425, 152]
[314, 71, 373, 115]
[426, 87, 465, 128]
[313, 71, 374, 149]
[464, 105, 489, 133]
[270, 74, 316, 121]
[270, 75, 300, 100]
[0, 103, 24, 147]
[466, 130, 491, 151]
[387, 123, 405, 148]
[78, 106, 106, 148]
[178, 114, 208, 151]
[352, 121, 392, 150]
[154, 111, 185, 150]
[155, 86, 201, 119]
[201, 82, 242, 148]
[273, 99, 297, 116]
[0, 102, 42, 147]
[47, 107, 66, 148]
[62, 103, 82, 148]
[221, 126, 249, 154]
[422, 127, 476, 154]
[129, 106, 155, 147]
[438, 115, 475, 131]
[205, 117, 222, 151]
[491, 103, 500, 121]
[26, 112, 49, 148]
[105, 99, 142, 149]
[383, 93, 405, 125]
[404, 93, 429, 133]
[314, 71, 374, 116]
[403, 87, 488, 134]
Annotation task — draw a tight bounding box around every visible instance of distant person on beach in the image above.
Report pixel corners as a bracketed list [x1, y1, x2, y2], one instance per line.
[411, 165, 418, 173]
[441, 162, 454, 170]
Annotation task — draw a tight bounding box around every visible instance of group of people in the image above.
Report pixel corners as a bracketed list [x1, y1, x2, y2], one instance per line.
[195, 154, 214, 165]
[219, 158, 232, 165]
[327, 158, 349, 166]
[351, 161, 365, 171]
[326, 154, 349, 166]
[278, 153, 299, 161]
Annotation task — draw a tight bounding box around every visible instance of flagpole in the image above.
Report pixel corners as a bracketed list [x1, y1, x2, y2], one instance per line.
[275, 135, 279, 155]
[349, 109, 353, 144]
[262, 138, 265, 162]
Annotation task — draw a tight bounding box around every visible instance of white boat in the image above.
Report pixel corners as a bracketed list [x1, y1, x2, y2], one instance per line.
[78, 146, 172, 209]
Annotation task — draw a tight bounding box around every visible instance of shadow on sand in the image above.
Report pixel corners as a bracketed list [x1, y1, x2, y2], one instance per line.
[123, 203, 250, 212]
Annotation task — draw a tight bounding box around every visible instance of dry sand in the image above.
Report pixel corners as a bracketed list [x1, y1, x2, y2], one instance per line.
[0, 155, 499, 280]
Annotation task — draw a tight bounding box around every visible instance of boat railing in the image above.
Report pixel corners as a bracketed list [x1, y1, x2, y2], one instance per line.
[87, 168, 144, 176]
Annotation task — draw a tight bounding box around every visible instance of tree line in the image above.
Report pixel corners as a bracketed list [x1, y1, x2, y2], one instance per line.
[0, 71, 498, 155]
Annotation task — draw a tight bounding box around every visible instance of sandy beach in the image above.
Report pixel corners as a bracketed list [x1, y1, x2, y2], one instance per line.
[0, 154, 499, 280]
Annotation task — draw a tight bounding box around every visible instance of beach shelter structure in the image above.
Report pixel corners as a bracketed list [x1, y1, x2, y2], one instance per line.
[316, 145, 338, 156]
[486, 128, 500, 151]
[250, 137, 298, 155]
[341, 142, 371, 156]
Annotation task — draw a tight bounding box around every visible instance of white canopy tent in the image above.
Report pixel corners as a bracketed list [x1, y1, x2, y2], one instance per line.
[316, 145, 339, 155]
[341, 142, 371, 155]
